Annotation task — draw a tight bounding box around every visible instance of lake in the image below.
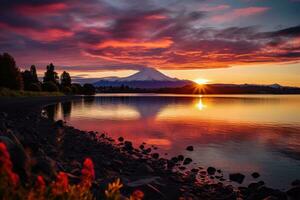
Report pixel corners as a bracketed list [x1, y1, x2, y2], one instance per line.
[46, 94, 300, 189]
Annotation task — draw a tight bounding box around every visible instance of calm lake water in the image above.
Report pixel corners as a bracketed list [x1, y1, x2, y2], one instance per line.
[47, 94, 300, 189]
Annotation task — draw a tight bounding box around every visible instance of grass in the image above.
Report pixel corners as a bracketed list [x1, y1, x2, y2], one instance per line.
[0, 87, 64, 97]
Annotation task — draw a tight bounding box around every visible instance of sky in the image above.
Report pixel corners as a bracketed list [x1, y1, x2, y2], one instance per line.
[0, 0, 300, 86]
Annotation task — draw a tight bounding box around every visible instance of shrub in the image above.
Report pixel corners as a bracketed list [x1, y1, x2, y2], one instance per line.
[0, 142, 144, 200]
[28, 83, 42, 92]
[83, 84, 96, 95]
[71, 83, 83, 94]
[42, 82, 59, 92]
[61, 86, 72, 94]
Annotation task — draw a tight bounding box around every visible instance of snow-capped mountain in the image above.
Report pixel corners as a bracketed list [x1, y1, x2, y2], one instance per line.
[93, 68, 191, 88]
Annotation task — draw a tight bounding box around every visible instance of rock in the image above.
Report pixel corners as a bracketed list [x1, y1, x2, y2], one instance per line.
[191, 168, 199, 173]
[55, 120, 64, 127]
[177, 155, 184, 161]
[124, 141, 133, 151]
[118, 137, 124, 142]
[171, 157, 179, 163]
[151, 153, 159, 159]
[183, 157, 192, 165]
[229, 173, 245, 184]
[263, 196, 280, 200]
[291, 179, 300, 187]
[137, 163, 154, 173]
[186, 146, 194, 151]
[248, 181, 265, 191]
[179, 166, 186, 171]
[207, 167, 216, 175]
[252, 172, 260, 178]
[286, 186, 300, 200]
[248, 186, 286, 200]
[139, 144, 144, 150]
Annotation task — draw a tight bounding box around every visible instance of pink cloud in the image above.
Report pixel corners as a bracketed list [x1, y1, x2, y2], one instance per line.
[210, 6, 270, 23]
[0, 22, 73, 42]
[200, 4, 231, 12]
[15, 3, 68, 16]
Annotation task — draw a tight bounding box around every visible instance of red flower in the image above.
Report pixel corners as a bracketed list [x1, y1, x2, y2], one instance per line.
[131, 190, 144, 200]
[52, 172, 69, 195]
[36, 175, 46, 192]
[81, 158, 95, 188]
[0, 142, 19, 186]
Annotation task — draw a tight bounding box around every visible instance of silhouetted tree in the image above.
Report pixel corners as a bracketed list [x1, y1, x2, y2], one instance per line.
[0, 53, 23, 90]
[42, 81, 59, 92]
[60, 71, 71, 88]
[83, 84, 96, 95]
[71, 83, 83, 94]
[22, 65, 40, 91]
[30, 65, 39, 83]
[43, 63, 58, 84]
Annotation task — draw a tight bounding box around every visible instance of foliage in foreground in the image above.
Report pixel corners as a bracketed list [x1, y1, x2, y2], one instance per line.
[0, 142, 144, 200]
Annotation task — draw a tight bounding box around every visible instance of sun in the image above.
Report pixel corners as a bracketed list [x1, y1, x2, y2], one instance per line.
[194, 78, 210, 85]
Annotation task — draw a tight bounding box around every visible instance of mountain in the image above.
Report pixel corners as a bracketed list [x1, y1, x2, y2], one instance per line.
[93, 68, 192, 88]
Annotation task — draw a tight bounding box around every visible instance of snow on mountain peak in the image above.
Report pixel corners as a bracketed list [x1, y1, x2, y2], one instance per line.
[120, 68, 178, 82]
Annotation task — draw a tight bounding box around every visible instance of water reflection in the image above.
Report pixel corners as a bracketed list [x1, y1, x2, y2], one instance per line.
[45, 95, 300, 189]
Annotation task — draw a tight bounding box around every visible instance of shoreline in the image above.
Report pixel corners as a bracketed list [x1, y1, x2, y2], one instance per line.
[0, 96, 299, 199]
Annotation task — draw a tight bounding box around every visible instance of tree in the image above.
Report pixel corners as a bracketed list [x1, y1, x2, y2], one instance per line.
[22, 65, 40, 91]
[43, 63, 58, 84]
[60, 71, 71, 88]
[30, 65, 39, 83]
[0, 53, 23, 90]
[42, 81, 59, 92]
[71, 83, 83, 94]
[83, 84, 96, 95]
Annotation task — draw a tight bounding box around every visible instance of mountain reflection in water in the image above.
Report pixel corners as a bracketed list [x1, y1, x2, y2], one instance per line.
[45, 94, 300, 189]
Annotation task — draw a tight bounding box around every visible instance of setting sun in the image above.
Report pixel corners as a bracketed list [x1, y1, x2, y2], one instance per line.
[194, 78, 210, 85]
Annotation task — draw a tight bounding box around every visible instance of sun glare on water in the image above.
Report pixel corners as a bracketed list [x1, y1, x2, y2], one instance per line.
[194, 78, 210, 85]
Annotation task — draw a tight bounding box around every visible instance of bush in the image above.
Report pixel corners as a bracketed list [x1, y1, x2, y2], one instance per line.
[28, 83, 42, 92]
[71, 83, 83, 94]
[83, 84, 96, 95]
[0, 142, 144, 200]
[42, 82, 59, 92]
[61, 86, 72, 94]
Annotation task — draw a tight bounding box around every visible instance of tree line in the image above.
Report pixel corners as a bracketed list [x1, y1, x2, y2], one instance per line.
[0, 53, 95, 95]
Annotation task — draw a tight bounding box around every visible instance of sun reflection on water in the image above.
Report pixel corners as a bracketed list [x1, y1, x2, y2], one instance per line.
[195, 98, 206, 110]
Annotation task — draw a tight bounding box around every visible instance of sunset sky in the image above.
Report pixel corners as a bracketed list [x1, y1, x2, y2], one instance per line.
[0, 0, 300, 86]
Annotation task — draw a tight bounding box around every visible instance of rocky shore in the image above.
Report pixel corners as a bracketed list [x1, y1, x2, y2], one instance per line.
[0, 96, 299, 200]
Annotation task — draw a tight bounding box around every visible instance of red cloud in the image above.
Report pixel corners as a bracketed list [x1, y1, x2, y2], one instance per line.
[210, 7, 270, 23]
[15, 3, 68, 16]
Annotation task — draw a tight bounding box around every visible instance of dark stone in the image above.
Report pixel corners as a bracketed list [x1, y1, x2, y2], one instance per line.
[139, 144, 144, 149]
[151, 153, 159, 159]
[124, 141, 133, 151]
[183, 157, 192, 165]
[186, 146, 194, 151]
[171, 157, 179, 163]
[248, 181, 265, 191]
[191, 168, 199, 173]
[286, 186, 300, 200]
[177, 155, 184, 161]
[291, 179, 300, 187]
[252, 172, 260, 178]
[207, 167, 216, 175]
[55, 120, 64, 127]
[229, 173, 245, 184]
[118, 137, 124, 142]
[179, 166, 186, 171]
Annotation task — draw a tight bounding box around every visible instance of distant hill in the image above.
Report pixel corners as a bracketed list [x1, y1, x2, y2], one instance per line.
[156, 83, 300, 94]
[93, 68, 192, 89]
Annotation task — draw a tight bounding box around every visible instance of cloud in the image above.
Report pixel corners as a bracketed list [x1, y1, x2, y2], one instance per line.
[210, 6, 270, 23]
[0, 0, 299, 72]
